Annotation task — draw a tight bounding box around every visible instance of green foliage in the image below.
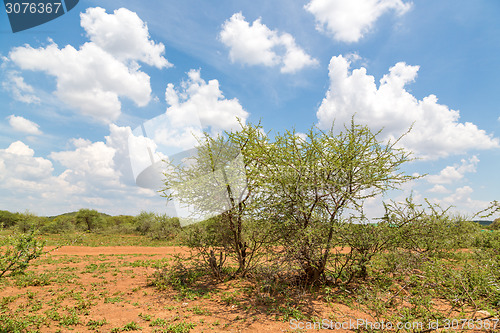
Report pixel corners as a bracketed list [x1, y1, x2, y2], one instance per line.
[40, 215, 75, 234]
[135, 212, 181, 240]
[0, 229, 45, 278]
[104, 215, 136, 234]
[134, 211, 156, 234]
[148, 214, 181, 240]
[15, 212, 46, 233]
[383, 198, 475, 255]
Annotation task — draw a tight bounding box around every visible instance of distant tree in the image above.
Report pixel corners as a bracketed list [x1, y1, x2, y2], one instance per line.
[15, 212, 44, 233]
[75, 209, 102, 232]
[491, 217, 500, 230]
[0, 210, 20, 228]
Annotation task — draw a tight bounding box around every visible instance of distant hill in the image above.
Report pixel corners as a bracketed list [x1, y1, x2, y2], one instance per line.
[473, 220, 493, 227]
[45, 211, 111, 221]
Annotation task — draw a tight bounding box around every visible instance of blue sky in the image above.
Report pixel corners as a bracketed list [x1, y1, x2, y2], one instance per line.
[0, 0, 499, 218]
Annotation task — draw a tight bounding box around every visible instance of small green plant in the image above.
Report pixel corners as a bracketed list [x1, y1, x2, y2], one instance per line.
[138, 312, 152, 321]
[14, 271, 51, 287]
[87, 318, 108, 329]
[122, 321, 142, 331]
[164, 321, 196, 333]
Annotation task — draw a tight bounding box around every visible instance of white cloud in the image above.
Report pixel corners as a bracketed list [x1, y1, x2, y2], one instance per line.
[9, 41, 151, 124]
[0, 141, 54, 182]
[7, 114, 42, 135]
[50, 140, 119, 187]
[165, 69, 249, 134]
[431, 186, 490, 216]
[1, 71, 40, 104]
[219, 12, 318, 73]
[0, 131, 170, 215]
[305, 0, 412, 43]
[80, 7, 171, 69]
[426, 156, 479, 184]
[428, 184, 450, 194]
[316, 55, 500, 159]
[8, 7, 170, 124]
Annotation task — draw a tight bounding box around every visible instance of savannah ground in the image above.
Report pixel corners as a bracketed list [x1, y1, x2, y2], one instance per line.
[1, 231, 498, 333]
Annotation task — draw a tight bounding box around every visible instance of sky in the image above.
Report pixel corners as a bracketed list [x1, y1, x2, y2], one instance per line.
[0, 0, 499, 219]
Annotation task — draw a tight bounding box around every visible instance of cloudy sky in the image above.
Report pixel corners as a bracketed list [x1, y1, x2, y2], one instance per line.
[0, 0, 499, 218]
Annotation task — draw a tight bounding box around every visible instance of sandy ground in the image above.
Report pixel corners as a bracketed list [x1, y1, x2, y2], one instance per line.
[1, 246, 367, 332]
[1, 246, 493, 332]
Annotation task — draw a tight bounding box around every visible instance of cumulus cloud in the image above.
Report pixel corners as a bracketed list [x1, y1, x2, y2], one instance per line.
[165, 69, 248, 134]
[0, 133, 166, 215]
[132, 69, 248, 166]
[428, 184, 450, 194]
[8, 7, 170, 124]
[1, 71, 40, 104]
[7, 115, 42, 135]
[426, 156, 479, 184]
[80, 7, 171, 69]
[0, 141, 64, 187]
[316, 55, 499, 159]
[219, 12, 318, 73]
[430, 185, 490, 215]
[50, 139, 119, 188]
[49, 124, 145, 190]
[305, 0, 412, 43]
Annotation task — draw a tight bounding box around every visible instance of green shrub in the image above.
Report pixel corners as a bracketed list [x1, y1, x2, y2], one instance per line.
[40, 215, 75, 234]
[0, 210, 20, 228]
[134, 211, 155, 235]
[148, 214, 181, 240]
[104, 215, 136, 234]
[0, 229, 45, 278]
[14, 212, 46, 233]
[490, 218, 500, 230]
[135, 212, 181, 240]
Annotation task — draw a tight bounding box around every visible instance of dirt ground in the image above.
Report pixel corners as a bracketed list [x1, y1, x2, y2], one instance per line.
[0, 246, 371, 333]
[0, 246, 494, 332]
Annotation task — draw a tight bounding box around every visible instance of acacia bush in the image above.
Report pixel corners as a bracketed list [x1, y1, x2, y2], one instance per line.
[242, 122, 415, 284]
[163, 126, 275, 277]
[40, 215, 75, 234]
[160, 120, 417, 284]
[0, 229, 45, 278]
[134, 212, 181, 240]
[102, 215, 136, 234]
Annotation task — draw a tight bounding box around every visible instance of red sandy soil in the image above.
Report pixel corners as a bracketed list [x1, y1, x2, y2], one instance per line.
[0, 246, 493, 332]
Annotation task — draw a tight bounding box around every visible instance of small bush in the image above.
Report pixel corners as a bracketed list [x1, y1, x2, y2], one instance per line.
[135, 212, 180, 240]
[0, 229, 45, 278]
[490, 218, 500, 230]
[40, 215, 75, 234]
[104, 215, 136, 234]
[15, 212, 46, 233]
[148, 214, 181, 240]
[134, 211, 155, 235]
